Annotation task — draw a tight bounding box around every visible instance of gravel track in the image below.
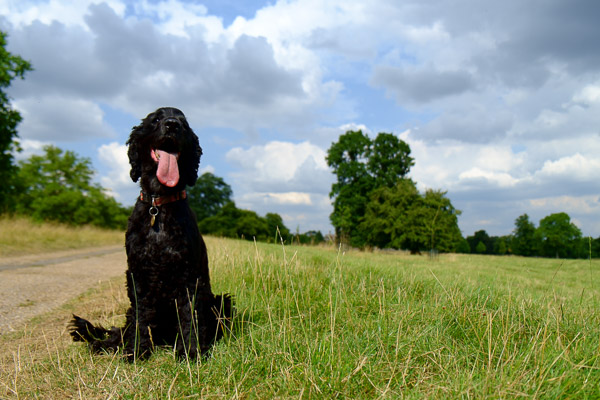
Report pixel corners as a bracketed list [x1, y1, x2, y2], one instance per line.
[0, 245, 126, 334]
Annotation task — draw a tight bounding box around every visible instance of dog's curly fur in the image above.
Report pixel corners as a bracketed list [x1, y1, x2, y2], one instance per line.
[69, 107, 232, 360]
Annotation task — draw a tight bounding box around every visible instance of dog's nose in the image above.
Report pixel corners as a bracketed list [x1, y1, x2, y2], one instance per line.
[164, 118, 181, 134]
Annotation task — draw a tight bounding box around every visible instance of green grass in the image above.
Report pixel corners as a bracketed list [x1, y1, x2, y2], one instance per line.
[0, 216, 124, 256]
[1, 236, 600, 398]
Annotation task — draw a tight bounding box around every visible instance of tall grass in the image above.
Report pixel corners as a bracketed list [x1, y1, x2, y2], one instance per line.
[0, 216, 124, 256]
[1, 236, 599, 398]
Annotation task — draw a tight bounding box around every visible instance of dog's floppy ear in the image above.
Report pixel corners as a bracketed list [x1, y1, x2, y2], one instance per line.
[126, 124, 144, 183]
[181, 128, 203, 187]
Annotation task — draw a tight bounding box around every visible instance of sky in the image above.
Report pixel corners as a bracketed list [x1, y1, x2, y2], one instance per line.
[1, 0, 599, 237]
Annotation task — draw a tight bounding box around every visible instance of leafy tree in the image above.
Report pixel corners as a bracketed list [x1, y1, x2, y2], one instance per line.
[467, 230, 492, 254]
[367, 133, 414, 187]
[200, 201, 290, 243]
[418, 189, 463, 252]
[475, 241, 487, 254]
[456, 238, 471, 253]
[0, 31, 32, 212]
[360, 179, 420, 249]
[536, 212, 582, 258]
[360, 181, 462, 253]
[294, 230, 325, 245]
[494, 236, 509, 255]
[187, 172, 233, 222]
[265, 212, 291, 242]
[327, 130, 414, 247]
[326, 130, 374, 246]
[512, 214, 538, 256]
[396, 188, 462, 253]
[14, 145, 129, 228]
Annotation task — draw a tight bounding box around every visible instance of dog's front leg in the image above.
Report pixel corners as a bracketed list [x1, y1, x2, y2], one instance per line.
[175, 296, 207, 359]
[122, 307, 154, 361]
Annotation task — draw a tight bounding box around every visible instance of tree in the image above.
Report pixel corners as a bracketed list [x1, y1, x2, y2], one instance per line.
[360, 179, 420, 249]
[326, 130, 414, 247]
[294, 230, 325, 245]
[14, 145, 129, 228]
[265, 212, 291, 242]
[326, 130, 374, 246]
[199, 201, 290, 243]
[467, 230, 492, 254]
[512, 214, 537, 256]
[0, 31, 32, 212]
[417, 189, 463, 253]
[367, 133, 414, 187]
[536, 212, 582, 258]
[360, 181, 462, 253]
[187, 172, 233, 222]
[475, 241, 487, 254]
[494, 236, 509, 255]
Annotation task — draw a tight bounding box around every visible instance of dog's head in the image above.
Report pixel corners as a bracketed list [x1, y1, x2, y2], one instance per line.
[126, 107, 202, 192]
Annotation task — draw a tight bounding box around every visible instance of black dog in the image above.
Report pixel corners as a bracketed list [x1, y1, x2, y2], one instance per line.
[69, 107, 232, 360]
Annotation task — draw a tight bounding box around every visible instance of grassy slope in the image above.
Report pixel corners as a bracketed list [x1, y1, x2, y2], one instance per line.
[0, 216, 124, 256]
[1, 235, 599, 398]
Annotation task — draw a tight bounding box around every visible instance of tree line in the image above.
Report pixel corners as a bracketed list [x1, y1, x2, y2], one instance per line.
[464, 213, 599, 258]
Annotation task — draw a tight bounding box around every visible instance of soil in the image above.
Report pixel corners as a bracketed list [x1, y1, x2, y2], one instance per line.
[0, 245, 127, 334]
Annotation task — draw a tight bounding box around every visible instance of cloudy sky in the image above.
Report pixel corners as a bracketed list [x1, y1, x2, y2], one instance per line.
[2, 0, 599, 237]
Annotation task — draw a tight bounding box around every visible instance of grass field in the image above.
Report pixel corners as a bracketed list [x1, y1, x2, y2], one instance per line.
[1, 234, 600, 398]
[0, 216, 124, 256]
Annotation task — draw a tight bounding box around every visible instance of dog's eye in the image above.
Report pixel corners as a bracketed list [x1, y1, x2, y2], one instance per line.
[153, 117, 160, 124]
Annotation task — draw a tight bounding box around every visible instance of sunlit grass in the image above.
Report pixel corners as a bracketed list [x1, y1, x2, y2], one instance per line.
[1, 235, 599, 398]
[0, 216, 124, 256]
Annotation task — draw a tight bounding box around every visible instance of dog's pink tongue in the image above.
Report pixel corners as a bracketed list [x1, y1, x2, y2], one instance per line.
[152, 150, 179, 187]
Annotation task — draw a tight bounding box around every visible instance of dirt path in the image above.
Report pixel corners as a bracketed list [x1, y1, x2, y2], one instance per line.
[0, 245, 126, 334]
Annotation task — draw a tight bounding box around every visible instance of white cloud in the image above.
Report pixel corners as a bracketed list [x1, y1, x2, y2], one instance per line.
[226, 141, 330, 192]
[1, 0, 125, 29]
[13, 139, 48, 161]
[225, 140, 334, 233]
[97, 142, 138, 203]
[13, 96, 115, 141]
[573, 84, 600, 105]
[537, 153, 600, 181]
[458, 168, 518, 188]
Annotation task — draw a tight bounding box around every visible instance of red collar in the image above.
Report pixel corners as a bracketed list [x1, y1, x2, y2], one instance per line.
[139, 190, 187, 206]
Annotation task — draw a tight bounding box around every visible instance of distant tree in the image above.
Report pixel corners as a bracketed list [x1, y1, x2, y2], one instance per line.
[294, 230, 325, 245]
[475, 241, 487, 254]
[366, 133, 414, 188]
[591, 237, 600, 258]
[467, 230, 492, 254]
[235, 209, 270, 241]
[360, 179, 420, 249]
[187, 172, 233, 222]
[456, 238, 471, 253]
[418, 189, 463, 253]
[265, 212, 291, 242]
[361, 181, 462, 253]
[14, 145, 129, 228]
[326, 130, 374, 246]
[199, 201, 290, 243]
[327, 130, 414, 247]
[494, 236, 509, 255]
[536, 212, 582, 258]
[0, 31, 32, 212]
[512, 214, 538, 256]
